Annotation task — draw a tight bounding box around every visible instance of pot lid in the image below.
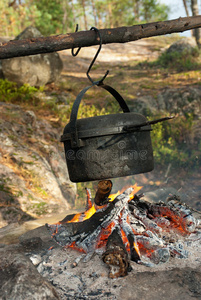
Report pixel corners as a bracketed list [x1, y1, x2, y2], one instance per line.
[61, 112, 152, 142]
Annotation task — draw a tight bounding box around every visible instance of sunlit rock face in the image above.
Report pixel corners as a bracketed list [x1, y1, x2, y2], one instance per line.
[0, 102, 76, 227]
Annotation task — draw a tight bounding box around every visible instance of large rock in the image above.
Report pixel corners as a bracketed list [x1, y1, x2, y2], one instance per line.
[129, 86, 201, 117]
[0, 245, 59, 300]
[166, 37, 197, 54]
[0, 37, 9, 79]
[1, 27, 63, 86]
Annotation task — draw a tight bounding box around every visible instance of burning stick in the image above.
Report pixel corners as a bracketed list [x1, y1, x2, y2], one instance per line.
[85, 188, 92, 210]
[102, 227, 131, 278]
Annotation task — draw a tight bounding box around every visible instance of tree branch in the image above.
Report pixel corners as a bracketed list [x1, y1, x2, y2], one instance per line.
[0, 15, 201, 59]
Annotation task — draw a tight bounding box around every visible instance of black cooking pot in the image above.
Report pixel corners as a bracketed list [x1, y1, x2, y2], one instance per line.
[61, 82, 154, 182]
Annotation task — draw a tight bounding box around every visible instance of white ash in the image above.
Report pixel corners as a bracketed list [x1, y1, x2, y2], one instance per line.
[26, 232, 201, 300]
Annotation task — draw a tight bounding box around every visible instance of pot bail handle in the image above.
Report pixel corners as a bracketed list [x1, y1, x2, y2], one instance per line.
[68, 83, 130, 148]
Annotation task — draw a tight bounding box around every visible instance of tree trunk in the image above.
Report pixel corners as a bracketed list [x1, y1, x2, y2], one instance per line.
[62, 0, 68, 33]
[91, 0, 97, 27]
[81, 0, 88, 30]
[71, 0, 76, 26]
[182, 0, 190, 17]
[191, 0, 201, 47]
[134, 0, 140, 22]
[108, 2, 113, 28]
[182, 0, 194, 36]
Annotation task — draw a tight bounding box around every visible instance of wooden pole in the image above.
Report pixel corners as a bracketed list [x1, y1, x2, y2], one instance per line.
[0, 16, 201, 59]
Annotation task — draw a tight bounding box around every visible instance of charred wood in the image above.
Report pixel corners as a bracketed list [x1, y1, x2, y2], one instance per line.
[102, 228, 131, 278]
[47, 197, 119, 250]
[59, 213, 78, 224]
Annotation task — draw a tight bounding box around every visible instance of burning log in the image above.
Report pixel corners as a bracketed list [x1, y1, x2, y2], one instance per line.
[47, 181, 201, 278]
[102, 227, 131, 278]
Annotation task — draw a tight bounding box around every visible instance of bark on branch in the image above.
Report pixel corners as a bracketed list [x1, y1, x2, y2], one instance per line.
[0, 15, 201, 59]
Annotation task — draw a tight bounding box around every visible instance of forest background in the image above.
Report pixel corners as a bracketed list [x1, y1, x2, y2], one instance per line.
[1, 0, 199, 37]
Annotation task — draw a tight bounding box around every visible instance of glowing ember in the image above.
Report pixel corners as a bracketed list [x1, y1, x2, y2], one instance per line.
[47, 182, 201, 278]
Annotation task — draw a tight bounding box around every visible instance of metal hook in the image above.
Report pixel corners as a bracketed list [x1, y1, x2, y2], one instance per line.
[71, 24, 82, 57]
[71, 25, 109, 84]
[86, 27, 109, 85]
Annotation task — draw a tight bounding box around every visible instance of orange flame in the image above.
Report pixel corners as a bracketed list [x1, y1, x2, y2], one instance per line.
[133, 242, 141, 257]
[65, 241, 86, 253]
[96, 221, 116, 249]
[57, 184, 142, 226]
[109, 183, 142, 202]
[109, 191, 120, 202]
[66, 205, 97, 223]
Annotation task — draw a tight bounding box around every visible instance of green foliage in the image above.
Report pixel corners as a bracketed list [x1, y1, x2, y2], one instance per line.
[0, 178, 23, 203]
[31, 0, 64, 35]
[29, 201, 48, 216]
[87, 0, 169, 28]
[0, 79, 42, 104]
[152, 47, 201, 71]
[140, 0, 169, 22]
[0, 180, 12, 195]
[0, 1, 41, 36]
[0, 0, 170, 37]
[0, 79, 120, 127]
[150, 113, 200, 168]
[57, 90, 121, 125]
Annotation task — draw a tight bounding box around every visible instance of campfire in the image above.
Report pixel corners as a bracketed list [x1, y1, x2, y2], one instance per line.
[47, 180, 201, 279]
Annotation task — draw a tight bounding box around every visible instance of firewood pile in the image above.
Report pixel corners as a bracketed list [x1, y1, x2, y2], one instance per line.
[47, 180, 201, 279]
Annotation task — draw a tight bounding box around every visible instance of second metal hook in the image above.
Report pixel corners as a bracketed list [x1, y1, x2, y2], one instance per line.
[71, 24, 81, 57]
